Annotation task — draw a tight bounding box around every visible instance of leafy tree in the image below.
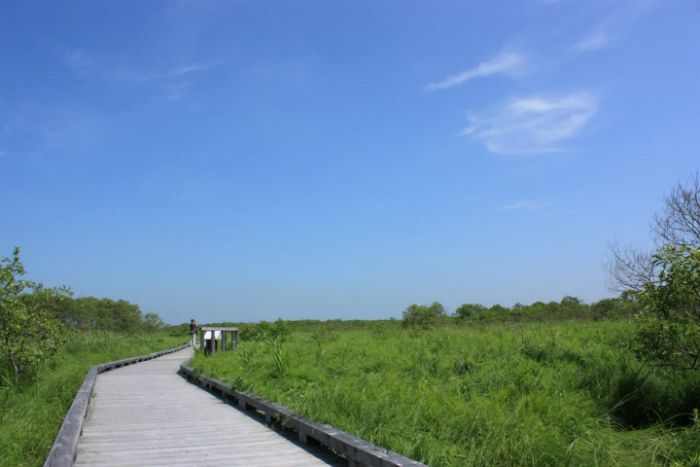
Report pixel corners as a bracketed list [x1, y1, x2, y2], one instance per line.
[454, 303, 485, 319]
[53, 296, 147, 333]
[99, 299, 143, 333]
[485, 304, 510, 320]
[143, 313, 165, 333]
[559, 296, 586, 318]
[0, 248, 67, 384]
[634, 245, 700, 370]
[590, 297, 639, 320]
[560, 296, 582, 307]
[610, 172, 700, 293]
[401, 302, 446, 327]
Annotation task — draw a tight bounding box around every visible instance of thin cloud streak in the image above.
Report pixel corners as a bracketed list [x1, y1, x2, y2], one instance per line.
[570, 0, 656, 53]
[572, 31, 609, 52]
[463, 93, 599, 155]
[426, 51, 527, 91]
[105, 62, 215, 83]
[58, 47, 219, 85]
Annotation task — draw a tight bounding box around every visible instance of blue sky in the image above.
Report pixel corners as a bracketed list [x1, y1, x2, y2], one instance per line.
[1, 1, 699, 324]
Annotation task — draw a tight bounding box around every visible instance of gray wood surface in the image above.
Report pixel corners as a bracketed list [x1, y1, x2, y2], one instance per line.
[73, 348, 332, 466]
[179, 366, 427, 467]
[45, 345, 188, 467]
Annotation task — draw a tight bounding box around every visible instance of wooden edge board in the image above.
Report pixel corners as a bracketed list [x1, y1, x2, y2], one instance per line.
[178, 364, 428, 467]
[43, 344, 190, 467]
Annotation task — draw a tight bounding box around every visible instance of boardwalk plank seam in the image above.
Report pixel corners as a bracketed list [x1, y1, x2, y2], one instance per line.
[43, 344, 189, 467]
[45, 344, 427, 467]
[179, 364, 427, 467]
[71, 348, 334, 466]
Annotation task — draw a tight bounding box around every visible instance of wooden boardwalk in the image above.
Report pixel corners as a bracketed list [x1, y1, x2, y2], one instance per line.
[73, 348, 334, 466]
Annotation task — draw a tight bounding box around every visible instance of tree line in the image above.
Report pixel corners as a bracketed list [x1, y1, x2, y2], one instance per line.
[401, 295, 639, 328]
[48, 295, 165, 333]
[1, 248, 165, 384]
[405, 172, 700, 372]
[3, 172, 699, 382]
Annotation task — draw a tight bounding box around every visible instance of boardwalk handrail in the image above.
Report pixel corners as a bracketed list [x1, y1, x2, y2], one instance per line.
[179, 364, 427, 467]
[43, 343, 189, 467]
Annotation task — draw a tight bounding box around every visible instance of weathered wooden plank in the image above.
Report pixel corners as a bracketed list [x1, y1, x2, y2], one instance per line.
[73, 348, 334, 466]
[179, 364, 428, 467]
[43, 345, 189, 467]
[48, 341, 426, 467]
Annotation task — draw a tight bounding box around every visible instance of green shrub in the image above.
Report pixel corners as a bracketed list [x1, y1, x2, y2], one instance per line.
[0, 248, 68, 385]
[402, 302, 446, 328]
[635, 245, 700, 371]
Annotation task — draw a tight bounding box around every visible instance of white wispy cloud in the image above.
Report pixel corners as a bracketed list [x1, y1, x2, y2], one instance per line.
[426, 51, 527, 91]
[61, 48, 94, 74]
[105, 62, 214, 83]
[463, 92, 599, 155]
[163, 81, 193, 102]
[494, 201, 551, 212]
[572, 30, 609, 52]
[571, 0, 656, 53]
[58, 47, 218, 87]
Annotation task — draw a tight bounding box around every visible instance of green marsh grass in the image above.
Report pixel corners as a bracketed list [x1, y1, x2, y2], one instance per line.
[192, 321, 700, 466]
[0, 332, 185, 467]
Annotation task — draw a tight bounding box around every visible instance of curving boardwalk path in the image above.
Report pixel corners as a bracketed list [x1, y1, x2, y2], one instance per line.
[73, 348, 333, 466]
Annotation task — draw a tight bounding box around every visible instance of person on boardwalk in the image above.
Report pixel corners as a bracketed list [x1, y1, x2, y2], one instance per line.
[189, 319, 198, 347]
